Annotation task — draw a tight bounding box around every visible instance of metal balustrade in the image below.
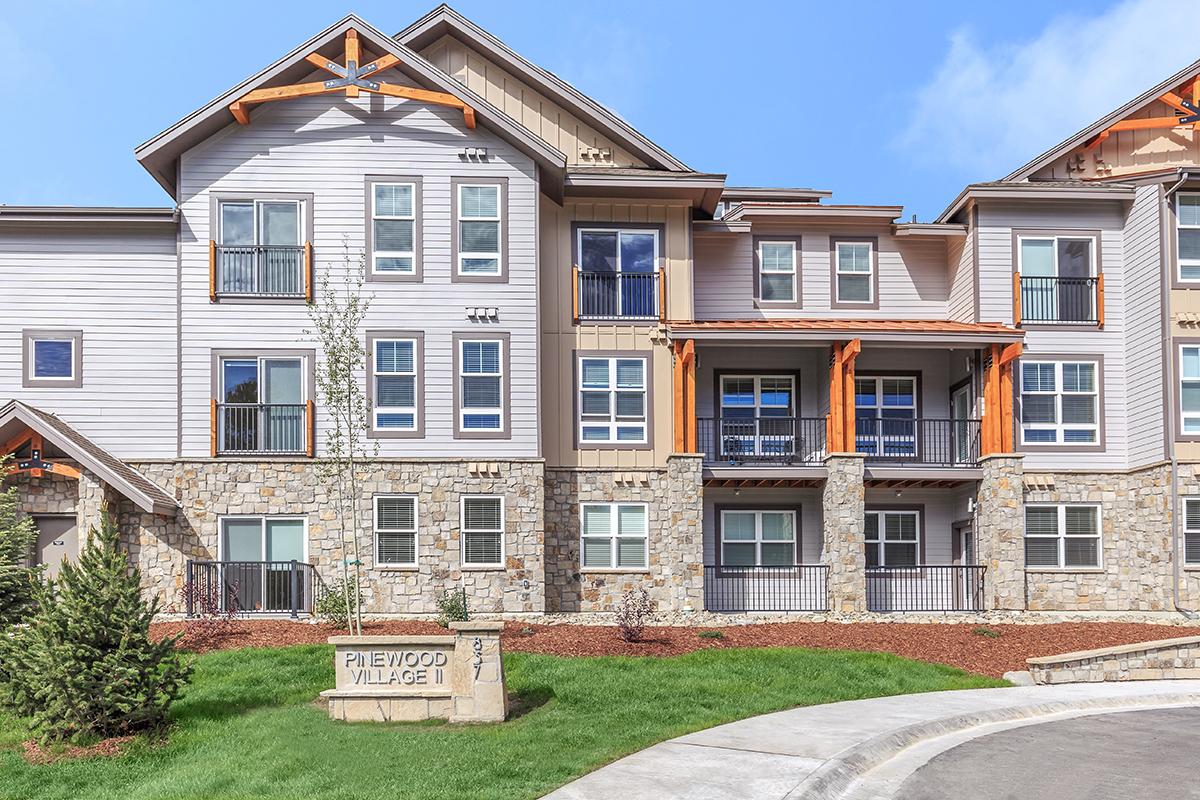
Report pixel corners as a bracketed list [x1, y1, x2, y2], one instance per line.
[185, 560, 317, 618]
[216, 245, 306, 298]
[703, 565, 829, 612]
[865, 565, 985, 612]
[576, 270, 661, 320]
[698, 417, 827, 465]
[1019, 276, 1099, 324]
[217, 403, 308, 455]
[855, 418, 981, 467]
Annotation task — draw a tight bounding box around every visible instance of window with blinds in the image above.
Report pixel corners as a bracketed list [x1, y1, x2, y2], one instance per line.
[581, 503, 648, 569]
[373, 339, 417, 430]
[457, 184, 501, 275]
[578, 356, 647, 444]
[374, 496, 417, 566]
[1024, 504, 1100, 568]
[462, 496, 504, 566]
[720, 510, 796, 567]
[459, 340, 503, 432]
[1185, 499, 1200, 565]
[1019, 361, 1098, 445]
[371, 182, 415, 274]
[864, 510, 918, 567]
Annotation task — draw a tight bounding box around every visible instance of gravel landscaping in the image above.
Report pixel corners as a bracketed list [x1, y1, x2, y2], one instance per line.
[150, 619, 1200, 678]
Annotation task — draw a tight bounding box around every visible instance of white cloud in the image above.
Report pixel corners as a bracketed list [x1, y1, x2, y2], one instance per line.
[900, 0, 1200, 176]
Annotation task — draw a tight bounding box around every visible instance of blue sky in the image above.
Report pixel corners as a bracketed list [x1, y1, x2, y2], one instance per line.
[1, 0, 1195, 219]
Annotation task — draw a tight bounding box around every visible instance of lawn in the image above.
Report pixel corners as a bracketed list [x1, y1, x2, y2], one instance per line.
[0, 644, 1005, 800]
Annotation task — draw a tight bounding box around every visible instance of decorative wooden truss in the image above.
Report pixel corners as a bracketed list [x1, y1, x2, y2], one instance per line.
[3, 429, 79, 480]
[1085, 78, 1200, 151]
[228, 29, 476, 128]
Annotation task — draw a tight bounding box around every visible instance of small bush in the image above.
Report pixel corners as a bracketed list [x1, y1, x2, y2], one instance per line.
[0, 455, 40, 627]
[316, 578, 363, 629]
[436, 588, 469, 628]
[972, 626, 1002, 639]
[698, 629, 724, 640]
[178, 576, 241, 651]
[616, 588, 653, 643]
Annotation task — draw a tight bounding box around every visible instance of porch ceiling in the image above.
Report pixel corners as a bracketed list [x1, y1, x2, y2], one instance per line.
[704, 477, 825, 489]
[667, 319, 1023, 346]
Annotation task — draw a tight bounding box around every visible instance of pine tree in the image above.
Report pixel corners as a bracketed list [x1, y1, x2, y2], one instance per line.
[0, 508, 192, 742]
[0, 455, 39, 627]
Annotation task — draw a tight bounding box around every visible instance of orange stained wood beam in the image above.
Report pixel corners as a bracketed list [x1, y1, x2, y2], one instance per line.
[841, 339, 861, 450]
[304, 242, 314, 303]
[1012, 271, 1022, 326]
[209, 240, 217, 301]
[672, 341, 686, 452]
[996, 342, 1022, 454]
[681, 339, 697, 453]
[658, 267, 667, 323]
[2, 429, 35, 457]
[236, 80, 344, 106]
[1192, 77, 1200, 106]
[210, 398, 218, 458]
[372, 83, 477, 129]
[28, 433, 43, 478]
[306, 400, 316, 458]
[571, 265, 579, 323]
[344, 29, 361, 98]
[1096, 273, 1105, 328]
[828, 344, 844, 452]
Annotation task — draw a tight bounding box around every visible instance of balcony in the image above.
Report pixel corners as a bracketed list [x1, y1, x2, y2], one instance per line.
[698, 417, 826, 465]
[209, 242, 312, 301]
[1015, 274, 1103, 326]
[865, 565, 985, 612]
[703, 565, 828, 612]
[186, 560, 319, 618]
[855, 418, 981, 467]
[214, 402, 313, 456]
[573, 266, 665, 322]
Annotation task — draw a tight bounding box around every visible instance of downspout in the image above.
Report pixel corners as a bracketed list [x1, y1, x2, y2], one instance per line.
[1165, 169, 1194, 616]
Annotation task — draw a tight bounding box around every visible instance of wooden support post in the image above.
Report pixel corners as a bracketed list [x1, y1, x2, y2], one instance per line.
[683, 339, 696, 453]
[981, 345, 998, 456]
[672, 341, 685, 452]
[658, 267, 667, 323]
[306, 399, 316, 458]
[571, 264, 579, 324]
[828, 344, 844, 452]
[997, 342, 1023, 455]
[344, 30, 361, 98]
[1012, 271, 1022, 326]
[210, 398, 218, 458]
[842, 339, 861, 451]
[304, 241, 314, 303]
[1096, 272, 1105, 328]
[209, 239, 217, 302]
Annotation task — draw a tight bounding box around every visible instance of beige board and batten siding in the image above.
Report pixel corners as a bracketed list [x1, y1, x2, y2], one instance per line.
[420, 34, 647, 169]
[0, 225, 178, 459]
[177, 86, 539, 459]
[538, 196, 689, 468]
[692, 223, 951, 319]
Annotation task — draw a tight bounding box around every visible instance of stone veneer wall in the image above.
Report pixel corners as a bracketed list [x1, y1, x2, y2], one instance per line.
[1024, 463, 1172, 611]
[1028, 636, 1200, 684]
[543, 455, 704, 613]
[1173, 462, 1200, 608]
[976, 455, 1025, 611]
[822, 454, 866, 613]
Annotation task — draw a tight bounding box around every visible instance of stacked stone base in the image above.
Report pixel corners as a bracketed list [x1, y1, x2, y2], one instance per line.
[1028, 635, 1200, 683]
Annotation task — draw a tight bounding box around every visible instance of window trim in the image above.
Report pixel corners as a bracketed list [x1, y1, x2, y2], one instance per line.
[574, 350, 654, 450]
[1176, 339, 1200, 443]
[1173, 194, 1200, 286]
[1010, 229, 1103, 327]
[373, 495, 418, 568]
[209, 192, 313, 246]
[452, 332, 511, 440]
[717, 508, 799, 569]
[366, 331, 424, 439]
[1183, 497, 1200, 565]
[22, 329, 83, 388]
[863, 506, 925, 568]
[216, 515, 309, 563]
[1016, 354, 1105, 453]
[1023, 503, 1102, 571]
[756, 240, 797, 304]
[451, 177, 508, 283]
[752, 235, 802, 309]
[830, 236, 879, 310]
[460, 494, 505, 568]
[579, 501, 650, 572]
[854, 372, 920, 458]
[365, 176, 422, 283]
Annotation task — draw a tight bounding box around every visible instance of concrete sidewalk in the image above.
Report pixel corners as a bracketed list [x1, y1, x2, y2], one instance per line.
[542, 681, 1200, 800]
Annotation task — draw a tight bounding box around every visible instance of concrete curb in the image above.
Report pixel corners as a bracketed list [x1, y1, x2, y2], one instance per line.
[789, 690, 1200, 799]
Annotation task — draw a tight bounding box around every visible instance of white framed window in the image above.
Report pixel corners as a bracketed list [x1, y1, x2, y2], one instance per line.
[23, 329, 82, 387]
[374, 496, 417, 566]
[372, 338, 417, 431]
[1178, 194, 1200, 281]
[1185, 498, 1200, 564]
[1025, 504, 1101, 568]
[835, 241, 874, 304]
[758, 241, 796, 302]
[580, 502, 648, 569]
[457, 184, 501, 275]
[461, 495, 504, 567]
[864, 510, 919, 567]
[720, 510, 797, 567]
[1019, 360, 1098, 445]
[578, 356, 647, 444]
[1180, 345, 1200, 435]
[371, 182, 415, 274]
[218, 199, 302, 246]
[459, 339, 504, 432]
[855, 376, 916, 457]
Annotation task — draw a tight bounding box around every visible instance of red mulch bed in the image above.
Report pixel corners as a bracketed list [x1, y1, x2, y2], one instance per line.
[151, 619, 1200, 678]
[21, 735, 135, 764]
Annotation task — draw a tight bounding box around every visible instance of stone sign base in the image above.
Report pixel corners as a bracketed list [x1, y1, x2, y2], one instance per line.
[320, 621, 507, 723]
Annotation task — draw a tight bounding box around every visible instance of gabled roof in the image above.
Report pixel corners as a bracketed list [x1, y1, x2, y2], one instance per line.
[397, 4, 692, 173]
[135, 14, 567, 199]
[1003, 56, 1200, 182]
[0, 401, 177, 515]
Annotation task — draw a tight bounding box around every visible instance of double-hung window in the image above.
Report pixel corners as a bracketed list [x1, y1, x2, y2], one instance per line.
[216, 198, 304, 297]
[1017, 235, 1096, 323]
[1184, 498, 1200, 564]
[458, 339, 504, 433]
[374, 496, 417, 566]
[758, 241, 796, 302]
[1178, 194, 1200, 281]
[370, 182, 416, 275]
[1180, 346, 1200, 435]
[456, 183, 502, 277]
[1019, 360, 1098, 445]
[720, 510, 796, 567]
[23, 329, 82, 388]
[1025, 505, 1100, 568]
[719, 375, 796, 457]
[578, 356, 647, 444]
[864, 510, 919, 567]
[855, 376, 916, 457]
[371, 337, 418, 433]
[581, 503, 648, 569]
[218, 355, 306, 454]
[834, 240, 874, 304]
[461, 496, 503, 567]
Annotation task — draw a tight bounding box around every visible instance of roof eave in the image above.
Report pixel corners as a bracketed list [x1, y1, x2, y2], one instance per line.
[935, 184, 1137, 223]
[0, 206, 178, 225]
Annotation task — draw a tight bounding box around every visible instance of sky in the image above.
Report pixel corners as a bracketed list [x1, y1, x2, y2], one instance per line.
[1, 0, 1198, 220]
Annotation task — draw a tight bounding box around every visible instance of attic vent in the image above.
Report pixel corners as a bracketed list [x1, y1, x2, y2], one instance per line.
[579, 146, 612, 163]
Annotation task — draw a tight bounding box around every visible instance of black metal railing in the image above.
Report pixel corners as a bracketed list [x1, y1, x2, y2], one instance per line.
[703, 565, 828, 612]
[698, 417, 827, 465]
[217, 245, 306, 298]
[218, 403, 307, 454]
[855, 418, 980, 467]
[577, 270, 660, 320]
[865, 565, 985, 612]
[1020, 276, 1099, 324]
[186, 560, 317, 618]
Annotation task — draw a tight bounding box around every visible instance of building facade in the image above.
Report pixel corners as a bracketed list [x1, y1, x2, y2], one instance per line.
[4, 6, 1200, 616]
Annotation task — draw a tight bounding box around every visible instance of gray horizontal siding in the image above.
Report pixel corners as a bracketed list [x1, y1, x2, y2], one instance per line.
[1123, 184, 1166, 467]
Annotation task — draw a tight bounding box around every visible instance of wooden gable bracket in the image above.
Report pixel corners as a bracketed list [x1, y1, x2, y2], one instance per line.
[2, 431, 81, 481]
[228, 29, 477, 129]
[1083, 89, 1200, 151]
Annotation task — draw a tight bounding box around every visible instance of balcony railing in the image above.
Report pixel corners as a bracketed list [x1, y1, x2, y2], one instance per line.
[855, 418, 980, 467]
[703, 565, 828, 612]
[698, 417, 827, 465]
[1016, 274, 1102, 325]
[210, 242, 311, 300]
[865, 565, 985, 612]
[185, 560, 319, 618]
[215, 402, 311, 455]
[573, 266, 664, 322]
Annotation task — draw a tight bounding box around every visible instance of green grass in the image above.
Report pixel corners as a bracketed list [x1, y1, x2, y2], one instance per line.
[0, 645, 1004, 800]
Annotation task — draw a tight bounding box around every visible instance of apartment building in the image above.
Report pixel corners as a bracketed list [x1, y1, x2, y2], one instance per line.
[1, 5, 1197, 616]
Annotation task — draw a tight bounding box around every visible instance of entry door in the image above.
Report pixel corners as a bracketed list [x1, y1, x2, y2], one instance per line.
[33, 515, 77, 580]
[952, 521, 977, 610]
[951, 384, 973, 464]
